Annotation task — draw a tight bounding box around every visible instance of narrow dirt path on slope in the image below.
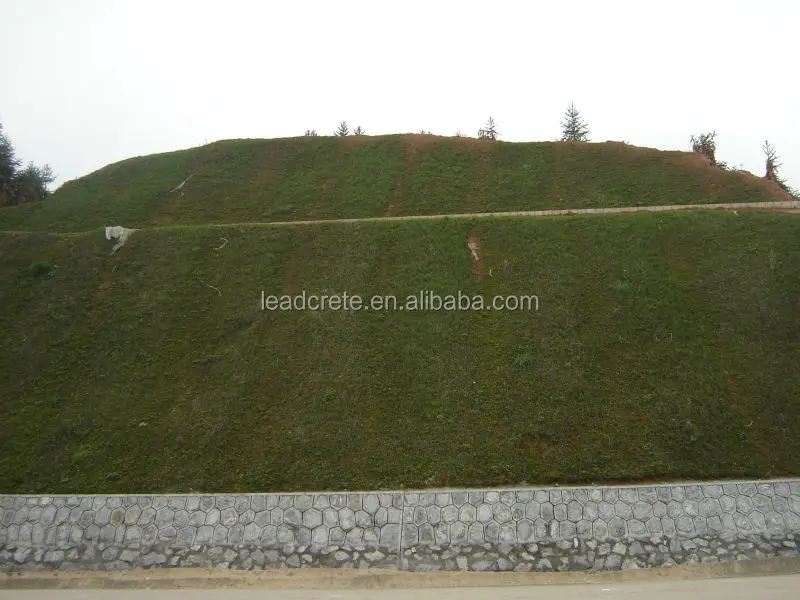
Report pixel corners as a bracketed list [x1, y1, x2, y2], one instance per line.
[1, 201, 798, 237]
[163, 200, 800, 231]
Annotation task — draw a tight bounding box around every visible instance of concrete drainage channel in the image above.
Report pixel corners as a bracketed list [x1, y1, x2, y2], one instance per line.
[1, 479, 799, 573]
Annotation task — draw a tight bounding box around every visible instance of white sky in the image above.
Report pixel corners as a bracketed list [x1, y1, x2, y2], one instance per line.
[2, 0, 798, 191]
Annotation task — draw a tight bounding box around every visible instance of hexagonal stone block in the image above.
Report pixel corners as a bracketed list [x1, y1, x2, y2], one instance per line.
[593, 519, 609, 539]
[567, 501, 582, 521]
[667, 501, 684, 518]
[493, 503, 512, 523]
[435, 522, 450, 545]
[220, 507, 238, 527]
[645, 517, 662, 533]
[573, 489, 588, 505]
[380, 524, 400, 548]
[195, 525, 213, 544]
[756, 483, 775, 496]
[699, 498, 722, 517]
[277, 523, 294, 544]
[451, 522, 468, 543]
[628, 519, 646, 536]
[676, 516, 695, 535]
[459, 504, 476, 522]
[608, 517, 626, 538]
[330, 526, 345, 544]
[419, 522, 435, 544]
[576, 520, 592, 539]
[442, 504, 458, 523]
[311, 524, 329, 546]
[750, 511, 766, 531]
[477, 504, 493, 522]
[736, 496, 754, 514]
[752, 494, 773, 514]
[243, 522, 261, 543]
[733, 512, 753, 532]
[694, 516, 708, 534]
[499, 521, 516, 544]
[340, 508, 356, 531]
[420, 493, 436, 507]
[638, 487, 657, 503]
[633, 501, 653, 520]
[598, 502, 614, 522]
[738, 483, 757, 496]
[303, 508, 322, 528]
[774, 483, 791, 498]
[516, 490, 533, 503]
[258, 524, 278, 548]
[554, 503, 568, 521]
[719, 495, 736, 514]
[174, 510, 190, 527]
[685, 485, 703, 500]
[614, 501, 633, 519]
[205, 507, 220, 525]
[661, 516, 676, 537]
[323, 508, 338, 527]
[469, 522, 484, 543]
[345, 526, 363, 545]
[294, 495, 313, 511]
[155, 507, 174, 528]
[517, 519, 535, 542]
[583, 502, 598, 521]
[363, 495, 380, 515]
[427, 505, 441, 524]
[284, 507, 302, 526]
[452, 492, 469, 507]
[485, 520, 499, 543]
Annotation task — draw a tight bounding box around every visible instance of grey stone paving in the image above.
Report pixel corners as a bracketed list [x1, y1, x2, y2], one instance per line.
[2, 479, 799, 572]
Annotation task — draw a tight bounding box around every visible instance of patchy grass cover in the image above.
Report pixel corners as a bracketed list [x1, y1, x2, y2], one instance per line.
[0, 135, 789, 233]
[1, 212, 798, 493]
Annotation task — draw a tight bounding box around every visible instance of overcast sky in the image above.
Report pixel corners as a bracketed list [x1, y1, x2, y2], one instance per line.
[2, 0, 798, 191]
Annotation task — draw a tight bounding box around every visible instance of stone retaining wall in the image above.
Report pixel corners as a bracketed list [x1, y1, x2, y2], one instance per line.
[2, 480, 799, 572]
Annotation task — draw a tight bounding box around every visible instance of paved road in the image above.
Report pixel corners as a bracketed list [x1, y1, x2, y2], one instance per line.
[2, 574, 799, 600]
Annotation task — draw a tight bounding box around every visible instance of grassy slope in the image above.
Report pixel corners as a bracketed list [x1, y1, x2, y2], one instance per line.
[0, 136, 787, 233]
[1, 212, 798, 493]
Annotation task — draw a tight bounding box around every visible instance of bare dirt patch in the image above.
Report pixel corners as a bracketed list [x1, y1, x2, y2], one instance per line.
[467, 234, 484, 279]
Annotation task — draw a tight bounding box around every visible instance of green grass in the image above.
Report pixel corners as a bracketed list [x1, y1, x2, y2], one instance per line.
[0, 136, 786, 233]
[1, 211, 798, 493]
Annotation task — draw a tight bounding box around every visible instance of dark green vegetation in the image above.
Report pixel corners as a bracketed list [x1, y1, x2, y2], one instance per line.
[0, 135, 789, 233]
[1, 211, 798, 493]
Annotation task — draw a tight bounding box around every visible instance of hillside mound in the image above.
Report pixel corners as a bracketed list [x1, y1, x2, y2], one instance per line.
[0, 135, 789, 233]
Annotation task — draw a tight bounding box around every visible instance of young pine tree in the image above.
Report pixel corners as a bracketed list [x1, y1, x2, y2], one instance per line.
[690, 131, 717, 165]
[353, 125, 365, 135]
[478, 117, 499, 140]
[560, 104, 590, 141]
[335, 121, 349, 137]
[763, 140, 781, 181]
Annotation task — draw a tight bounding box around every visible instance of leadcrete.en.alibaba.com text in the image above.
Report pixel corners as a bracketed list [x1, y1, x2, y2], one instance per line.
[260, 290, 539, 312]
